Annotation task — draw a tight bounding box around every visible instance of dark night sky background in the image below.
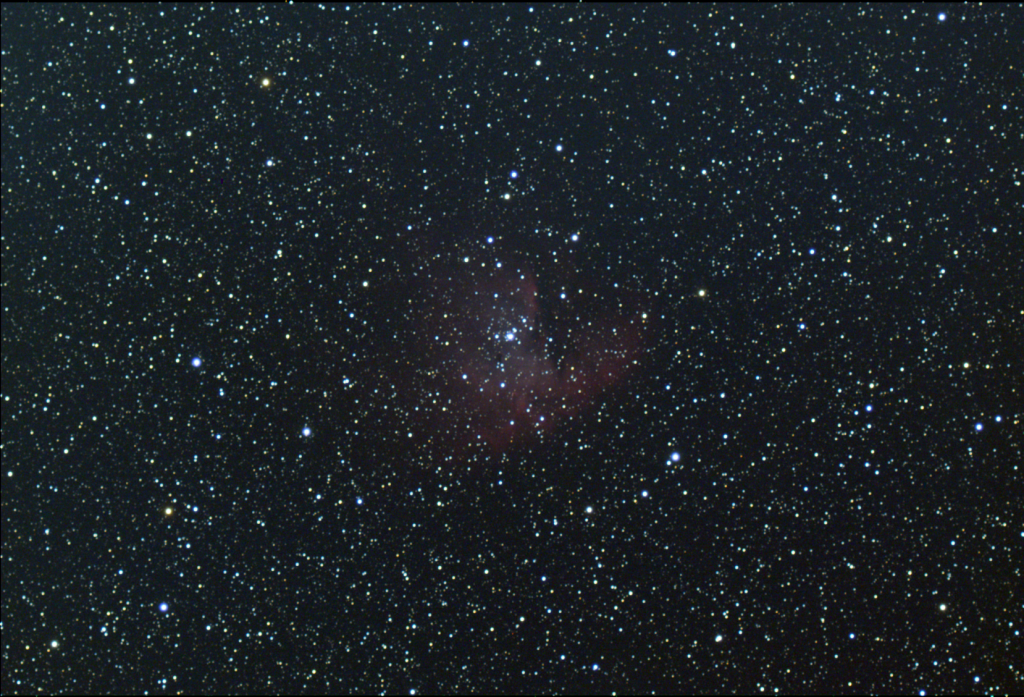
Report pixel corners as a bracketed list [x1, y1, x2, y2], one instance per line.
[2, 4, 1021, 695]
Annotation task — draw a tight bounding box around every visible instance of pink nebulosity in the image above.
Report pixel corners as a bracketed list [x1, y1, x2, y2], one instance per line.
[409, 261, 649, 465]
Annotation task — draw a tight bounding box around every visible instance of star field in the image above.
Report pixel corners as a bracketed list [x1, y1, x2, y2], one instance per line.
[2, 4, 1021, 695]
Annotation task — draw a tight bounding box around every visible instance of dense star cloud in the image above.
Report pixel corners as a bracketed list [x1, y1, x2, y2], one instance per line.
[2, 4, 1020, 695]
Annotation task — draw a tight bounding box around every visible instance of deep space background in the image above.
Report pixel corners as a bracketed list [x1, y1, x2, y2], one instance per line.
[2, 4, 1021, 695]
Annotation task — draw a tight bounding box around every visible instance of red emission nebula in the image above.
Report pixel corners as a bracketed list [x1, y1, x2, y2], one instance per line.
[399, 260, 651, 465]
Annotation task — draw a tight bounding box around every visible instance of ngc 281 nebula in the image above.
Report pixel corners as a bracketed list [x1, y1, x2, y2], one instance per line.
[400, 257, 651, 465]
